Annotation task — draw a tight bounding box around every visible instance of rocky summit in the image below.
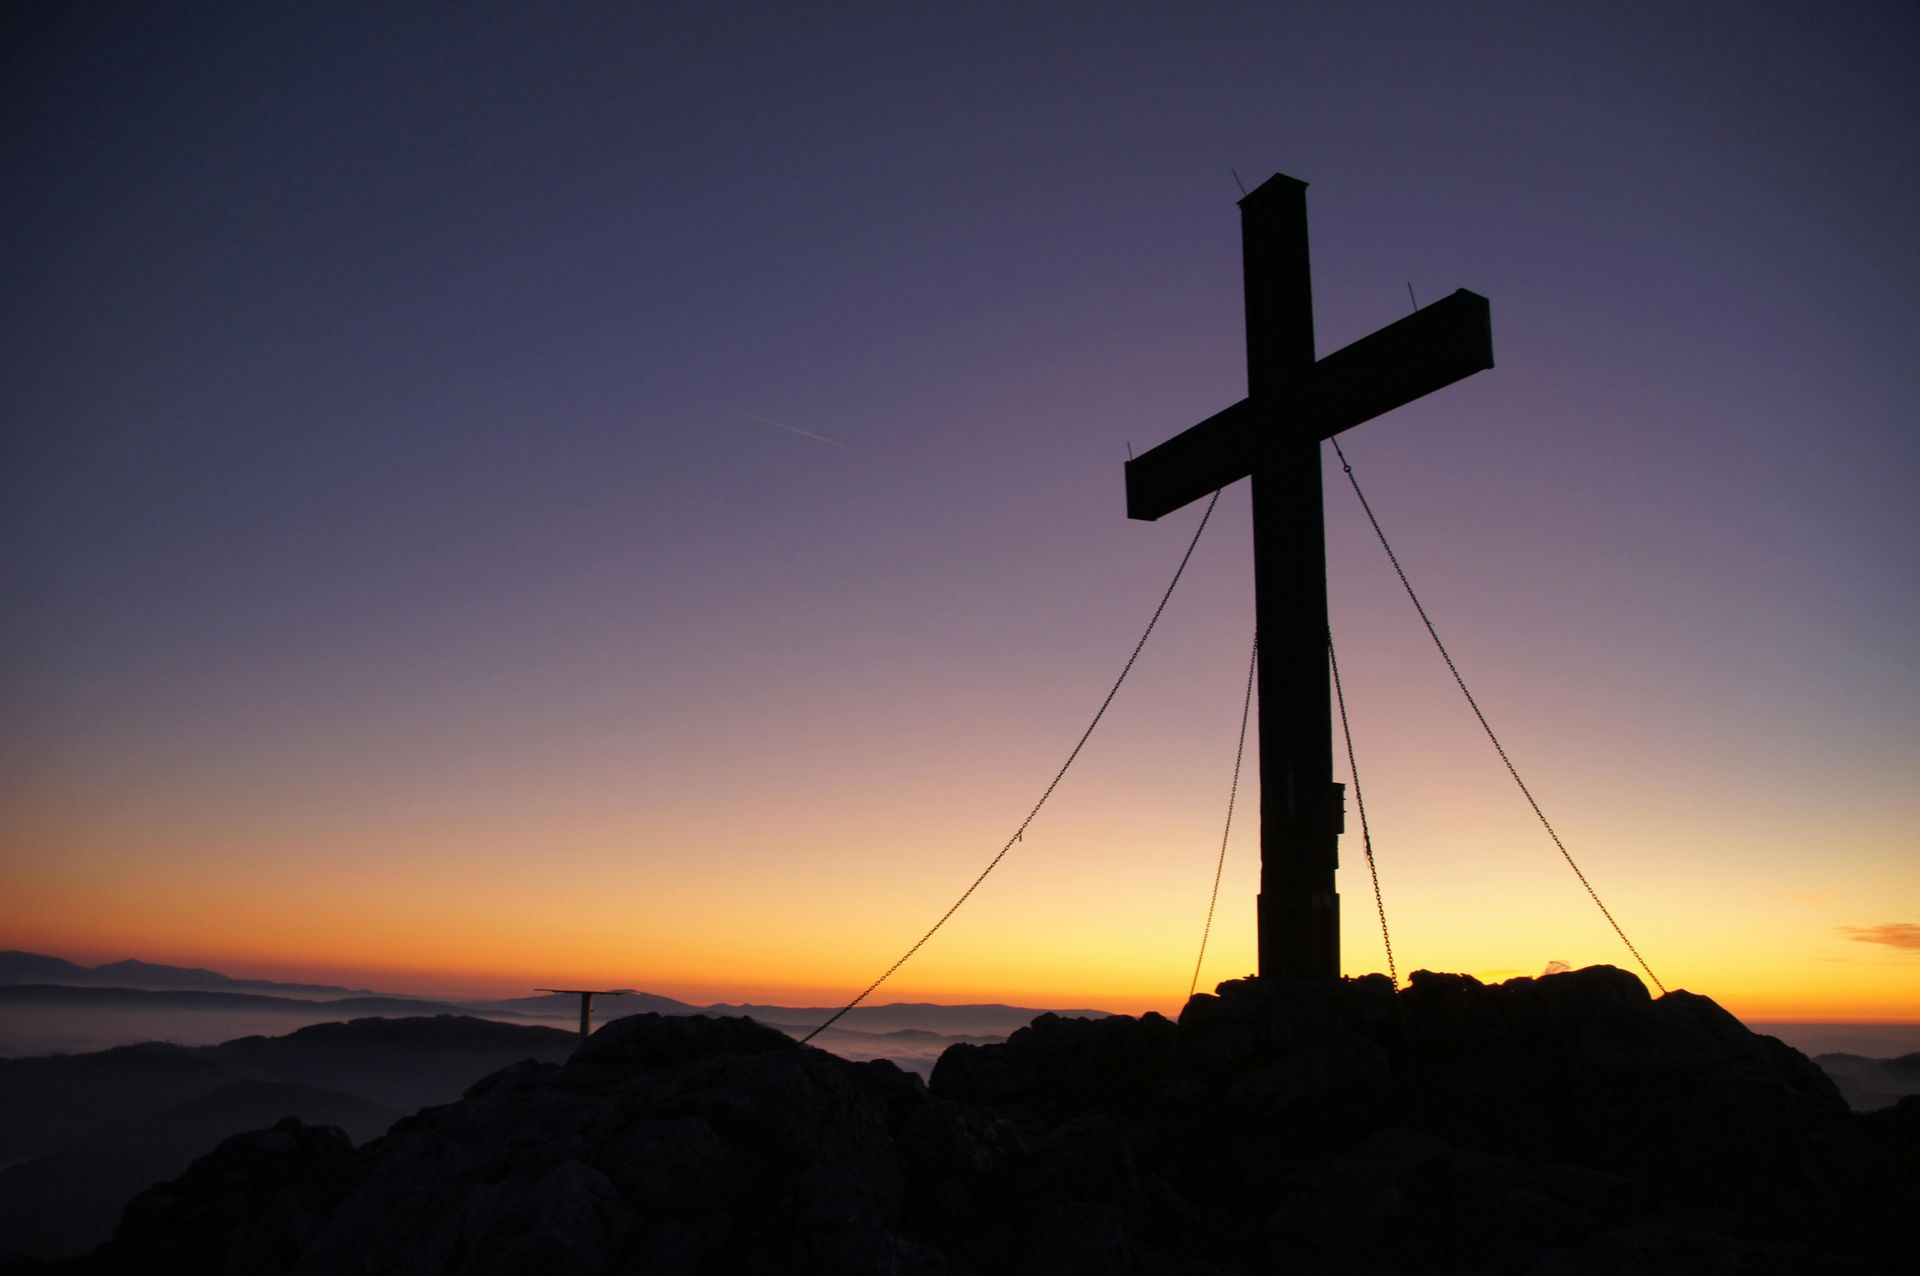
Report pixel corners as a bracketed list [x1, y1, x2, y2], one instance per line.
[46, 967, 1917, 1274]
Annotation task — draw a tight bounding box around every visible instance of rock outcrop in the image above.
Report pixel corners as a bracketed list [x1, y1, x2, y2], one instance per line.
[0, 1015, 578, 1262]
[52, 968, 1917, 1275]
[0, 1079, 396, 1261]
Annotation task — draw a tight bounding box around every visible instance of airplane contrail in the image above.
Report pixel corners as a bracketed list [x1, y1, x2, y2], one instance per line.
[732, 408, 846, 448]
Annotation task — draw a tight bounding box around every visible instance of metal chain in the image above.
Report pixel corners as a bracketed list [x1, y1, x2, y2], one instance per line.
[1329, 630, 1397, 985]
[801, 488, 1225, 1044]
[1188, 632, 1258, 1001]
[1330, 437, 1665, 994]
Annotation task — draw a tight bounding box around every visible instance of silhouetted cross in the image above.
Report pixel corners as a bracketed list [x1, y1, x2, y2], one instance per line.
[537, 987, 631, 1041]
[1125, 173, 1493, 980]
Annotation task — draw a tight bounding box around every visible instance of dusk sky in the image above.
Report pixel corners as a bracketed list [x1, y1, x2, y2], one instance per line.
[4, 3, 1915, 1020]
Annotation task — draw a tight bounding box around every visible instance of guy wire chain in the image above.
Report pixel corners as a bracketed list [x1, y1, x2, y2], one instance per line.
[1188, 632, 1258, 1001]
[1329, 436, 1666, 995]
[1329, 630, 1397, 985]
[801, 487, 1225, 1044]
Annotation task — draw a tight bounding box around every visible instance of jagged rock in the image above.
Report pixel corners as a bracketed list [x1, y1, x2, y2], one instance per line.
[1858, 1093, 1920, 1177]
[569, 1010, 797, 1068]
[0, 1015, 582, 1261]
[62, 972, 1918, 1275]
[95, 1116, 360, 1275]
[0, 1079, 396, 1261]
[101, 1013, 941, 1276]
[931, 1010, 1179, 1119]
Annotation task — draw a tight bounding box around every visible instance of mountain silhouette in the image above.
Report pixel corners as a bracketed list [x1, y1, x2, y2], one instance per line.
[0, 1016, 576, 1261]
[0, 1079, 398, 1259]
[0, 1040, 232, 1177]
[702, 1001, 1117, 1037]
[0, 951, 1118, 1063]
[458, 990, 700, 1017]
[0, 985, 481, 1018]
[1816, 1051, 1920, 1112]
[0, 952, 374, 996]
[49, 967, 1918, 1275]
[205, 1013, 578, 1112]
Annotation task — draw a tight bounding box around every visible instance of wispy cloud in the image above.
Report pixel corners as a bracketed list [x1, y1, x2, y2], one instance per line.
[1837, 923, 1920, 951]
[731, 409, 846, 448]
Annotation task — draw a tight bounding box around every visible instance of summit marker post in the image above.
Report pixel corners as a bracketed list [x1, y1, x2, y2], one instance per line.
[1125, 173, 1493, 980]
[536, 988, 632, 1041]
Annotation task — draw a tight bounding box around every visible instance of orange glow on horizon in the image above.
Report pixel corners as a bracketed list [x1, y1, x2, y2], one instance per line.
[11, 921, 1915, 1026]
[4, 728, 1914, 1025]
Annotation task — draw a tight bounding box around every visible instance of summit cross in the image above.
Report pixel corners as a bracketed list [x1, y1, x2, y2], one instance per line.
[1125, 173, 1494, 981]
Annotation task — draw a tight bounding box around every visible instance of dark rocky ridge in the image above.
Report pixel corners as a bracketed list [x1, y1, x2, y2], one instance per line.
[0, 1079, 398, 1261]
[0, 1016, 578, 1262]
[47, 967, 1917, 1275]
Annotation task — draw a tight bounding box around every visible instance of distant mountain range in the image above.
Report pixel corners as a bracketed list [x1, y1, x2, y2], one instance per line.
[0, 983, 491, 1019]
[1, 949, 1116, 1041]
[459, 991, 1117, 1037]
[704, 999, 1119, 1036]
[1816, 1052, 1920, 1112]
[458, 989, 702, 1017]
[0, 951, 376, 997]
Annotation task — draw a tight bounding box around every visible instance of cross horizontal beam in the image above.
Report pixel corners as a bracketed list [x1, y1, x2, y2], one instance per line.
[1125, 288, 1493, 522]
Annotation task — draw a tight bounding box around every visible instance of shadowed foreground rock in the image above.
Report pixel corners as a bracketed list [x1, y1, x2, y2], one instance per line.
[50, 968, 1917, 1274]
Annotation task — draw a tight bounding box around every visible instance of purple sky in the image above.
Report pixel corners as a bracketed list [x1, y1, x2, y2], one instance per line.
[3, 3, 1915, 1014]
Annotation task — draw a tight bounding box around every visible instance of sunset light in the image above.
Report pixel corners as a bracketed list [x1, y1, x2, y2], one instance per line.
[4, 4, 1914, 1032]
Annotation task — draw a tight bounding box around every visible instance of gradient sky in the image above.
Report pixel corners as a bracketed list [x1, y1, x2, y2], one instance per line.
[4, 3, 1915, 1020]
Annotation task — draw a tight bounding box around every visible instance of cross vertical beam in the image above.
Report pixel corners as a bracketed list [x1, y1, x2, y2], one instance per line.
[1122, 172, 1492, 985]
[1242, 178, 1340, 980]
